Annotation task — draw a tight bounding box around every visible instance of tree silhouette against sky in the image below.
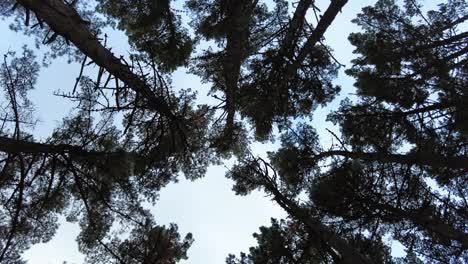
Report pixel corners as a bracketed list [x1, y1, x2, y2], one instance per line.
[0, 0, 466, 263]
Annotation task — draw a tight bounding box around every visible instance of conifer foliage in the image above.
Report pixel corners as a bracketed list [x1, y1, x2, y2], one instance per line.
[0, 0, 466, 263]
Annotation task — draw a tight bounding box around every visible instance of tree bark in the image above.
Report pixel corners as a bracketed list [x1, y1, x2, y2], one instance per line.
[314, 150, 468, 170]
[293, 0, 348, 68]
[16, 0, 175, 119]
[0, 136, 126, 158]
[264, 179, 375, 264]
[279, 0, 314, 59]
[222, 0, 255, 139]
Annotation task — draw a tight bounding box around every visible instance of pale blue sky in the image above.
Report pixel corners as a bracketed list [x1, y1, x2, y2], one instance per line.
[0, 0, 443, 263]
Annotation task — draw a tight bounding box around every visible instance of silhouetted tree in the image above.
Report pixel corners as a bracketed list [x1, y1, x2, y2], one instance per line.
[96, 0, 193, 71]
[1, 0, 467, 263]
[187, 0, 344, 147]
[226, 0, 467, 263]
[0, 1, 209, 262]
[226, 218, 394, 264]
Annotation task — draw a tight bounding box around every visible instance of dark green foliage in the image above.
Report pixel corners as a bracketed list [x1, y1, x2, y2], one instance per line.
[226, 218, 395, 264]
[332, 0, 468, 186]
[346, 0, 467, 109]
[225, 1, 468, 260]
[395, 251, 424, 264]
[311, 160, 467, 256]
[84, 219, 193, 264]
[239, 43, 339, 139]
[2, 0, 468, 263]
[97, 0, 193, 71]
[226, 218, 325, 264]
[187, 0, 340, 143]
[0, 38, 204, 263]
[269, 123, 320, 191]
[237, 0, 467, 262]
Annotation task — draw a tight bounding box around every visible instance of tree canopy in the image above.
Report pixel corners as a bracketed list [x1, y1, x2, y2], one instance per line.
[0, 0, 467, 263]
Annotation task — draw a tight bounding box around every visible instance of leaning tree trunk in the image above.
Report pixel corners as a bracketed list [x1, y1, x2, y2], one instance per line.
[16, 0, 176, 119]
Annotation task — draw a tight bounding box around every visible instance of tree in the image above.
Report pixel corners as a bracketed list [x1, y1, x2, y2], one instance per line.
[0, 0, 210, 262]
[326, 1, 468, 260]
[96, 0, 194, 72]
[187, 0, 344, 146]
[226, 219, 393, 264]
[0, 0, 467, 263]
[226, 0, 467, 263]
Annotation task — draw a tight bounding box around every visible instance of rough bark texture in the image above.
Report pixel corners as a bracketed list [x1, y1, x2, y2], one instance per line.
[16, 0, 175, 119]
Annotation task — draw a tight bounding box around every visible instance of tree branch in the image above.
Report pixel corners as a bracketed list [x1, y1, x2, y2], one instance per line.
[15, 0, 176, 120]
[314, 149, 468, 170]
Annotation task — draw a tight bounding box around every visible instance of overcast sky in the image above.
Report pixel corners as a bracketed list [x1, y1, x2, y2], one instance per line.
[0, 0, 442, 263]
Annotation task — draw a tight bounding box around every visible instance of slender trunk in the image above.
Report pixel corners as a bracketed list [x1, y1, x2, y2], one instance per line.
[279, 0, 313, 59]
[223, 0, 255, 138]
[292, 0, 348, 69]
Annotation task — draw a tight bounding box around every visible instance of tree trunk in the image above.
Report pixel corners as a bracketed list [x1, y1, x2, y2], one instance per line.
[293, 0, 348, 68]
[222, 0, 255, 139]
[16, 0, 175, 119]
[279, 0, 314, 59]
[265, 180, 375, 264]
